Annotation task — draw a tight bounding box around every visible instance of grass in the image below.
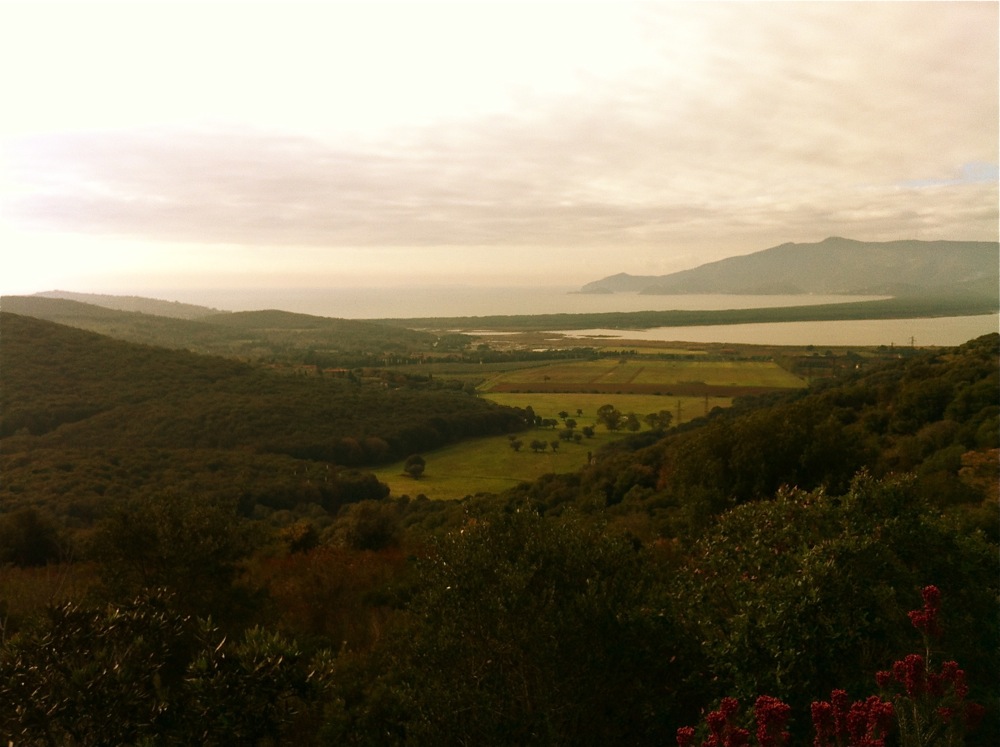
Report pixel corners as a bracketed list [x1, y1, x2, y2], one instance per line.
[480, 392, 729, 420]
[374, 393, 728, 500]
[376, 357, 803, 500]
[479, 359, 806, 391]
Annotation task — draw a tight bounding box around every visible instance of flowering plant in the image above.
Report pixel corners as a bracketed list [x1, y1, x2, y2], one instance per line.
[678, 586, 984, 747]
[875, 586, 985, 747]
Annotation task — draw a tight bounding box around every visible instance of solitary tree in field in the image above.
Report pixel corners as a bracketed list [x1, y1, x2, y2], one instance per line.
[404, 454, 426, 479]
[509, 439, 523, 452]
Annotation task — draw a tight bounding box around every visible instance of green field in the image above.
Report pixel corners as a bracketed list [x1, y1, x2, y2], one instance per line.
[480, 358, 806, 391]
[375, 357, 804, 500]
[374, 392, 727, 500]
[480, 392, 728, 421]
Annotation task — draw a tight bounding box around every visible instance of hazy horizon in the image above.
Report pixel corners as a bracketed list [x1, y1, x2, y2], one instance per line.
[2, 2, 997, 297]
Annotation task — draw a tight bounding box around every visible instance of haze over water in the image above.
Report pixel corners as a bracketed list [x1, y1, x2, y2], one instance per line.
[159, 287, 887, 320]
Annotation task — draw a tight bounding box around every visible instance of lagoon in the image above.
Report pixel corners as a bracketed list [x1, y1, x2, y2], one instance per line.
[166, 286, 886, 320]
[553, 314, 999, 348]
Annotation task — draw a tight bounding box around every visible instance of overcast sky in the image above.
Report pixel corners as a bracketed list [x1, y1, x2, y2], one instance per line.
[1, 1, 997, 295]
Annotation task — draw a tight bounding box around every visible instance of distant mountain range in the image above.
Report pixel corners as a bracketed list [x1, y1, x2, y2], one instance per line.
[581, 238, 1000, 297]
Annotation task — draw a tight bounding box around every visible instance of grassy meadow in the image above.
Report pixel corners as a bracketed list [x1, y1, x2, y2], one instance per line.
[376, 356, 807, 499]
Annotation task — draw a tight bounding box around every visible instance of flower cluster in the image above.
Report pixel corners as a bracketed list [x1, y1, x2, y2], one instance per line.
[677, 696, 791, 747]
[679, 587, 983, 747]
[877, 654, 984, 738]
[874, 586, 985, 745]
[811, 690, 894, 747]
[906, 585, 942, 639]
[754, 695, 792, 747]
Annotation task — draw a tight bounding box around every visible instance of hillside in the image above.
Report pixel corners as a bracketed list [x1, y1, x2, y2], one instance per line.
[34, 290, 226, 319]
[2, 319, 996, 745]
[0, 312, 527, 468]
[0, 295, 451, 362]
[581, 237, 999, 295]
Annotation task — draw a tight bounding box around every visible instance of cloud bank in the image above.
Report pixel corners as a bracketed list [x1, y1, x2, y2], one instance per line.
[1, 2, 997, 288]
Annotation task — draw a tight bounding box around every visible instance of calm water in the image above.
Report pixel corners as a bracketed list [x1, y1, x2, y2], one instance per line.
[163, 286, 996, 347]
[169, 286, 885, 319]
[554, 315, 999, 348]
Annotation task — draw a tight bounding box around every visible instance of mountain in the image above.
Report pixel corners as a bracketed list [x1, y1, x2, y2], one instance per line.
[34, 290, 226, 318]
[581, 238, 1000, 296]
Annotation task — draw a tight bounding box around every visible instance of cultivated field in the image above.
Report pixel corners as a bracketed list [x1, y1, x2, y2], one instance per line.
[479, 358, 806, 396]
[375, 392, 727, 500]
[376, 355, 805, 499]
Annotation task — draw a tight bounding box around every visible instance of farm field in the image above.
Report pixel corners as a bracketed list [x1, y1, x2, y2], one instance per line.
[478, 358, 806, 396]
[374, 393, 726, 500]
[376, 356, 806, 499]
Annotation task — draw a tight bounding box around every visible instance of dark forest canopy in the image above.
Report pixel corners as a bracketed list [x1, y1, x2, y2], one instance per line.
[0, 311, 997, 745]
[0, 312, 528, 463]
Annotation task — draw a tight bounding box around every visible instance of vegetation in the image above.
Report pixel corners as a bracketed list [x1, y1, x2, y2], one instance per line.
[0, 302, 996, 745]
[377, 291, 999, 331]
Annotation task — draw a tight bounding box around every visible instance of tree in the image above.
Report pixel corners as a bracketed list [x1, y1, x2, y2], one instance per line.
[92, 493, 258, 626]
[564, 418, 577, 431]
[644, 409, 674, 431]
[597, 404, 623, 431]
[0, 592, 327, 746]
[509, 438, 523, 452]
[530, 439, 547, 453]
[550, 440, 560, 452]
[404, 454, 426, 479]
[0, 507, 64, 567]
[346, 510, 697, 745]
[582, 425, 596, 439]
[624, 412, 641, 432]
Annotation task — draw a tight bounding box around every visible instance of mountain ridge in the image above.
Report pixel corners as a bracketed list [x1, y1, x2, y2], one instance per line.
[581, 238, 1000, 295]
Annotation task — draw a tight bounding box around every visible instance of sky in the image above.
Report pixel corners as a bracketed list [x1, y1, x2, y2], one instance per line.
[1, 1, 997, 297]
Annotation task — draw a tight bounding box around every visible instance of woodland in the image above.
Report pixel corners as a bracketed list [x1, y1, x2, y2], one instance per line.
[0, 305, 997, 746]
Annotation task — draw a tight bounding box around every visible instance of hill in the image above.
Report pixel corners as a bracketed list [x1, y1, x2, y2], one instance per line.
[581, 237, 999, 295]
[0, 312, 527, 468]
[33, 290, 226, 318]
[0, 295, 452, 363]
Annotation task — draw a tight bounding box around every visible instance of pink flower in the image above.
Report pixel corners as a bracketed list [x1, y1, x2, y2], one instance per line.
[810, 701, 835, 747]
[754, 695, 791, 747]
[907, 585, 943, 638]
[676, 725, 696, 747]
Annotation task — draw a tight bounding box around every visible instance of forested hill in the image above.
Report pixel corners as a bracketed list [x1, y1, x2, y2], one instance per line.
[582, 237, 999, 295]
[509, 332, 999, 537]
[0, 312, 527, 466]
[0, 295, 448, 363]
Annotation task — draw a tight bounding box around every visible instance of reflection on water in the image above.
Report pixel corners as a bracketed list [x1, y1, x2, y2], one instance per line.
[555, 315, 999, 347]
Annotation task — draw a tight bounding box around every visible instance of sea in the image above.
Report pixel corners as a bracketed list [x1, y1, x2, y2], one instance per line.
[162, 286, 998, 348]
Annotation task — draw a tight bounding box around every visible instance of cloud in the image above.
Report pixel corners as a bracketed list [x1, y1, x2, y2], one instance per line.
[1, 1, 996, 288]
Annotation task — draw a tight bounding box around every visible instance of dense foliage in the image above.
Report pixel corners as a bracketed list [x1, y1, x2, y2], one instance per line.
[1, 324, 996, 745]
[0, 313, 528, 464]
